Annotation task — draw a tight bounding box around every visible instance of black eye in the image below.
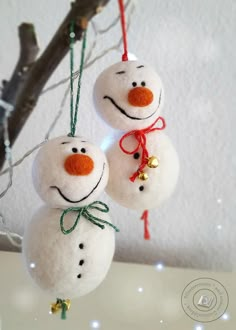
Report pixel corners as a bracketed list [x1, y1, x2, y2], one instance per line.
[80, 148, 86, 153]
[139, 186, 144, 191]
[141, 81, 146, 87]
[72, 148, 78, 153]
[133, 152, 140, 159]
[132, 82, 137, 87]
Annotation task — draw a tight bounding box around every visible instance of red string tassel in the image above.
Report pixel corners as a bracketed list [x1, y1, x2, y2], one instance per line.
[118, 0, 128, 61]
[141, 210, 150, 240]
[119, 116, 166, 182]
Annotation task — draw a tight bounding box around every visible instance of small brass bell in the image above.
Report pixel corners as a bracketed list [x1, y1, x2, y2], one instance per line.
[138, 171, 149, 181]
[51, 302, 61, 314]
[147, 156, 159, 168]
[64, 299, 71, 311]
[50, 299, 71, 314]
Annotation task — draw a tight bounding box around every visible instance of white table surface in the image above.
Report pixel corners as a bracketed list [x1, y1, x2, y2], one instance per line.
[0, 251, 235, 330]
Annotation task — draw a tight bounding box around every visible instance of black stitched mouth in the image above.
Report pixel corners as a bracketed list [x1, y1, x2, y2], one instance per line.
[50, 163, 105, 203]
[103, 89, 162, 121]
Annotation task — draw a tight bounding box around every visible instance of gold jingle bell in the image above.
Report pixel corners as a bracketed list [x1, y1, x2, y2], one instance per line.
[63, 299, 71, 311]
[138, 171, 149, 181]
[50, 299, 71, 314]
[147, 156, 159, 168]
[51, 302, 61, 314]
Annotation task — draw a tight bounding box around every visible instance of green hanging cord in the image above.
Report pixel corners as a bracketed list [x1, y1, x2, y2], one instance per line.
[69, 21, 75, 136]
[69, 21, 87, 137]
[61, 301, 67, 320]
[72, 29, 87, 136]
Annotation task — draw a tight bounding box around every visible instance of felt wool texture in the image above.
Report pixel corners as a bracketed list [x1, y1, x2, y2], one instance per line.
[93, 60, 164, 131]
[22, 206, 115, 298]
[32, 136, 109, 208]
[106, 131, 179, 210]
[64, 154, 94, 176]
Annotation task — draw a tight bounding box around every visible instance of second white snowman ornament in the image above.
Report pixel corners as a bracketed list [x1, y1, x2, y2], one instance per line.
[22, 136, 118, 319]
[94, 61, 179, 238]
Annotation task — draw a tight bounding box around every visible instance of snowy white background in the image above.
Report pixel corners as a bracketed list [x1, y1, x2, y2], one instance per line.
[0, 0, 235, 271]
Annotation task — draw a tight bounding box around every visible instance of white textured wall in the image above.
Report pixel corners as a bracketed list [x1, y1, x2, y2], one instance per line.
[0, 0, 235, 271]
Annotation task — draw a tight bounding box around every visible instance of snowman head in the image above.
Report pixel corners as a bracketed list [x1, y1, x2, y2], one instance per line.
[32, 136, 109, 208]
[93, 61, 164, 131]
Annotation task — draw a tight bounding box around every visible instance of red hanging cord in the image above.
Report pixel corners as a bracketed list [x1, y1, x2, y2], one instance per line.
[141, 210, 150, 240]
[118, 0, 128, 61]
[119, 116, 166, 182]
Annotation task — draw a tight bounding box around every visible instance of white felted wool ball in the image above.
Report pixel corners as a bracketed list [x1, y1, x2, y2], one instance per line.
[93, 60, 164, 131]
[33, 136, 109, 208]
[22, 206, 115, 298]
[106, 131, 179, 210]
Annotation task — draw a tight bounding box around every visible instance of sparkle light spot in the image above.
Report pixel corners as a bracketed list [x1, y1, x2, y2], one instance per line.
[30, 262, 36, 269]
[221, 313, 230, 321]
[195, 325, 204, 330]
[217, 198, 222, 204]
[34, 317, 37, 321]
[128, 52, 138, 61]
[160, 320, 164, 323]
[155, 262, 164, 271]
[49, 311, 53, 315]
[100, 136, 113, 152]
[90, 320, 101, 329]
[138, 287, 143, 293]
[217, 225, 222, 230]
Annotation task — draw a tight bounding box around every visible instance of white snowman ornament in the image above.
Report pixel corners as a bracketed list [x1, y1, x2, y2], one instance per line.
[22, 136, 117, 319]
[94, 61, 179, 238]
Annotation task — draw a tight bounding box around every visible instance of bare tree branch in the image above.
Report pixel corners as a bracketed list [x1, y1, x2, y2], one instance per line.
[0, 23, 39, 122]
[0, 0, 110, 169]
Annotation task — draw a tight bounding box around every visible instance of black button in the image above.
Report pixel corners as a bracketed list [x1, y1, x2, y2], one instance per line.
[133, 152, 140, 159]
[139, 186, 144, 191]
[79, 260, 84, 266]
[79, 243, 84, 249]
[77, 274, 82, 278]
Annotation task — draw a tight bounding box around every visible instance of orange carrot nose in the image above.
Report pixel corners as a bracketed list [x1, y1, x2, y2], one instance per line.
[128, 87, 153, 107]
[64, 154, 94, 176]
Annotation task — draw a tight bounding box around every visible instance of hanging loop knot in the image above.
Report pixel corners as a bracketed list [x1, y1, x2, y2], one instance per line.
[119, 116, 166, 182]
[60, 201, 119, 235]
[50, 298, 71, 320]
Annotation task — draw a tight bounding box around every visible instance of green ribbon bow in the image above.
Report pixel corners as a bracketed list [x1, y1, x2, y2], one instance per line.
[60, 201, 119, 235]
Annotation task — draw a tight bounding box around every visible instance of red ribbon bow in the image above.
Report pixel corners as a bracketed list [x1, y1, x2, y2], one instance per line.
[119, 116, 166, 182]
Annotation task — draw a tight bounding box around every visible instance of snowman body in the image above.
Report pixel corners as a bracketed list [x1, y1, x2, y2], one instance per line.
[106, 131, 179, 210]
[94, 60, 179, 211]
[23, 206, 114, 298]
[22, 136, 115, 299]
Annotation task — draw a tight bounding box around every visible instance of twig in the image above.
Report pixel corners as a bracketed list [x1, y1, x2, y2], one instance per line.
[0, 0, 110, 169]
[40, 0, 133, 95]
